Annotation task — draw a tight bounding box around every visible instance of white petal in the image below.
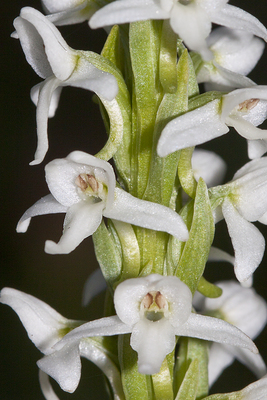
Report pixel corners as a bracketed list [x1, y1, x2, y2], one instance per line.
[30, 76, 61, 165]
[204, 281, 267, 338]
[222, 198, 265, 282]
[221, 86, 267, 122]
[211, 5, 267, 42]
[13, 16, 52, 79]
[80, 339, 125, 399]
[54, 316, 131, 351]
[67, 55, 118, 101]
[46, 4, 90, 26]
[89, 0, 169, 29]
[157, 100, 229, 157]
[208, 27, 265, 76]
[208, 246, 235, 266]
[37, 341, 81, 393]
[0, 288, 73, 354]
[247, 139, 267, 159]
[175, 313, 258, 354]
[45, 201, 104, 254]
[39, 370, 60, 400]
[104, 187, 189, 241]
[130, 318, 176, 375]
[208, 343, 235, 387]
[45, 154, 114, 207]
[239, 376, 267, 400]
[20, 7, 76, 80]
[31, 82, 62, 118]
[231, 346, 267, 379]
[82, 269, 107, 306]
[170, 3, 212, 59]
[232, 157, 267, 180]
[42, 0, 84, 13]
[191, 149, 227, 187]
[226, 114, 267, 141]
[16, 194, 67, 233]
[114, 274, 192, 327]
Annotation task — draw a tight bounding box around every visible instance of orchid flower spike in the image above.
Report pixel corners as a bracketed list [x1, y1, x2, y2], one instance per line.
[157, 86, 267, 159]
[41, 0, 95, 26]
[89, 0, 267, 61]
[48, 274, 258, 377]
[194, 281, 267, 387]
[210, 157, 267, 283]
[195, 27, 264, 91]
[16, 151, 189, 254]
[0, 288, 124, 396]
[12, 7, 118, 165]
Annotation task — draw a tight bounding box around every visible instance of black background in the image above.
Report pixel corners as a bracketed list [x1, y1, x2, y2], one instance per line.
[1, 1, 267, 398]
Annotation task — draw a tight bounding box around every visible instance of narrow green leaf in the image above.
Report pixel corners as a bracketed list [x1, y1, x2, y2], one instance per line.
[175, 358, 199, 400]
[175, 179, 214, 293]
[197, 277, 223, 298]
[92, 220, 122, 289]
[159, 20, 178, 93]
[152, 357, 174, 400]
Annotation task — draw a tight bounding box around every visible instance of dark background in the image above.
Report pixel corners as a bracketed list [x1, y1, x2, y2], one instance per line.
[1, 1, 267, 398]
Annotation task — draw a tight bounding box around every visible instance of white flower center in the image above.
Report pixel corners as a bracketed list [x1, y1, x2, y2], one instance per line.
[75, 173, 107, 202]
[140, 291, 169, 322]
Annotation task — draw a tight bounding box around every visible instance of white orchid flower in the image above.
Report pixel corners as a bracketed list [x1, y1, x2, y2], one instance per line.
[157, 86, 267, 159]
[196, 27, 264, 91]
[12, 7, 118, 165]
[16, 151, 189, 254]
[195, 281, 267, 387]
[0, 288, 124, 396]
[211, 157, 267, 283]
[89, 0, 267, 61]
[41, 0, 95, 26]
[191, 149, 227, 188]
[44, 274, 259, 377]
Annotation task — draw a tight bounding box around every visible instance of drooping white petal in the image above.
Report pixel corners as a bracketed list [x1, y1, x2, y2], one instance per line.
[130, 318, 176, 375]
[82, 269, 107, 306]
[191, 149, 227, 187]
[53, 316, 131, 351]
[80, 339, 125, 400]
[208, 342, 235, 387]
[0, 288, 78, 354]
[46, 4, 90, 26]
[231, 346, 267, 380]
[45, 201, 105, 254]
[37, 341, 81, 393]
[19, 7, 76, 80]
[13, 16, 52, 79]
[39, 370, 60, 400]
[211, 5, 267, 42]
[157, 100, 228, 157]
[30, 76, 61, 165]
[89, 0, 169, 29]
[104, 187, 189, 241]
[16, 194, 67, 233]
[222, 198, 265, 282]
[208, 246, 235, 266]
[226, 114, 267, 141]
[31, 82, 62, 119]
[175, 313, 258, 354]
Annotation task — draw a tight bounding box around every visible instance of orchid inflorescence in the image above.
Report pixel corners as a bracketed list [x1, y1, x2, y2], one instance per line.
[2, 1, 267, 399]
